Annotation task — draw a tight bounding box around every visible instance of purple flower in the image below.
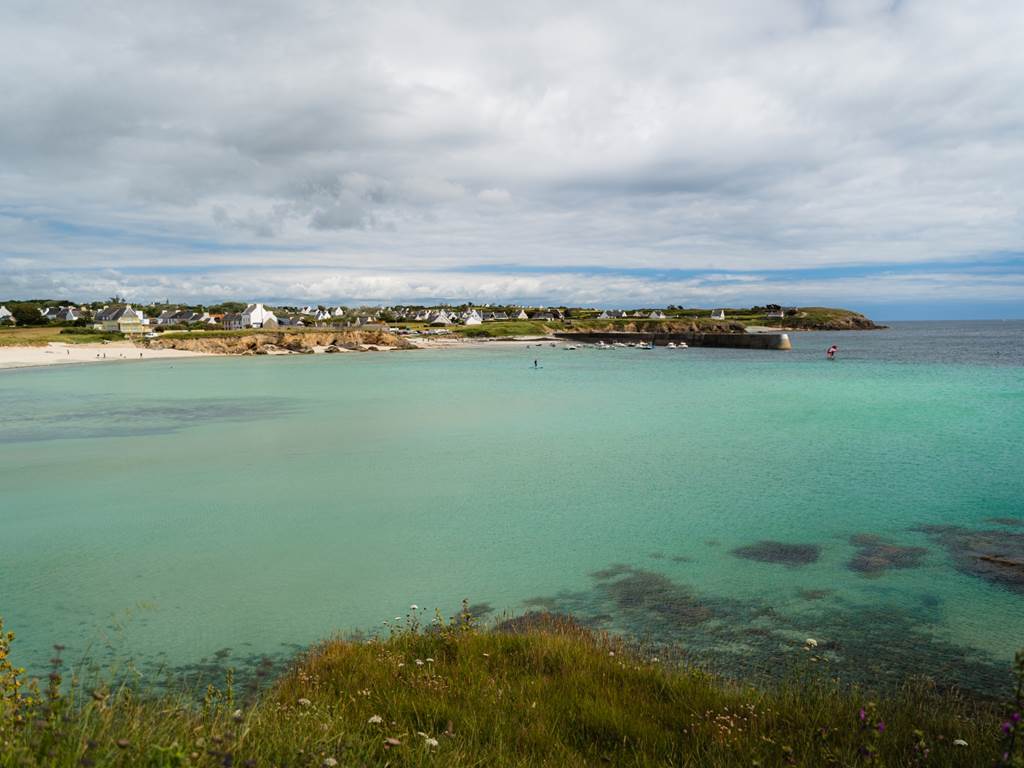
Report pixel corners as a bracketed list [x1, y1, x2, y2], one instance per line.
[1012, 712, 1021, 724]
[876, 721, 886, 734]
[1001, 722, 1013, 734]
[859, 708, 867, 722]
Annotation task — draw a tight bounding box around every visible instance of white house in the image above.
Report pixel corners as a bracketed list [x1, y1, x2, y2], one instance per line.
[241, 303, 278, 328]
[711, 309, 726, 320]
[429, 310, 453, 326]
[649, 310, 666, 320]
[515, 309, 529, 320]
[332, 306, 346, 317]
[463, 309, 483, 325]
[0, 305, 12, 324]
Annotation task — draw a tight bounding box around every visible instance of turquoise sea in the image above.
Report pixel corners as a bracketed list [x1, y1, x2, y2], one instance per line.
[2, 321, 1023, 694]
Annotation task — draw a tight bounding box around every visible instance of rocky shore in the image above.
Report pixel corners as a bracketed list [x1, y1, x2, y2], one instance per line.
[148, 329, 414, 356]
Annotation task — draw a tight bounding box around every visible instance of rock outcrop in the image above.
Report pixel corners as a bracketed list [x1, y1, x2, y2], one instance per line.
[149, 329, 413, 356]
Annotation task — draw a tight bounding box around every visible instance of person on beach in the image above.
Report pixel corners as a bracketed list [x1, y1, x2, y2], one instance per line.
[826, 344, 838, 360]
[534, 359, 538, 368]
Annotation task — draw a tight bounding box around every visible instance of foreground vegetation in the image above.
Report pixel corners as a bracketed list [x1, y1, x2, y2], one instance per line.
[2, 611, 1022, 767]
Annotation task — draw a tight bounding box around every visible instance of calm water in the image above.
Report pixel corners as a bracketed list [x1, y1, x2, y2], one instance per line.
[1, 321, 1023, 693]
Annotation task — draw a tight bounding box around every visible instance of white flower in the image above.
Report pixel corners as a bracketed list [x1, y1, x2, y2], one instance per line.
[651, 657, 660, 663]
[394, 616, 402, 621]
[322, 758, 338, 767]
[410, 604, 419, 610]
[424, 737, 439, 748]
[804, 638, 818, 649]
[953, 739, 968, 747]
[415, 659, 424, 666]
[425, 658, 434, 663]
[232, 708, 243, 722]
[297, 698, 311, 707]
[368, 714, 383, 724]
[397, 662, 405, 667]
[608, 651, 615, 657]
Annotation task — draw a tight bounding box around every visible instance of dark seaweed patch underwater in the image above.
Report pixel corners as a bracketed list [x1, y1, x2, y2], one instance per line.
[522, 561, 1008, 697]
[731, 540, 821, 567]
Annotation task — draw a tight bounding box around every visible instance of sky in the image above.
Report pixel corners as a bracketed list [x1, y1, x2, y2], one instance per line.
[2, 1, 1023, 319]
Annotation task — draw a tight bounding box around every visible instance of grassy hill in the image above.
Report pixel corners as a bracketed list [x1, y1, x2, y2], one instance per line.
[1, 612, 1018, 767]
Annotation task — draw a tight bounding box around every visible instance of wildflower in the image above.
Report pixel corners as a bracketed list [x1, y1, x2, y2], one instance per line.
[323, 758, 338, 767]
[368, 715, 383, 724]
[410, 604, 419, 610]
[804, 638, 818, 649]
[425, 658, 434, 663]
[1013, 712, 1022, 723]
[609, 651, 615, 657]
[394, 616, 402, 621]
[425, 737, 439, 748]
[232, 709, 243, 722]
[952, 738, 968, 747]
[385, 737, 402, 747]
[876, 721, 886, 733]
[297, 698, 312, 707]
[1001, 722, 1013, 734]
[415, 659, 424, 666]
[858, 708, 867, 722]
[116, 739, 130, 749]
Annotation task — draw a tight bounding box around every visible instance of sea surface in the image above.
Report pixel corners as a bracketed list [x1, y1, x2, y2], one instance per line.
[1, 321, 1023, 694]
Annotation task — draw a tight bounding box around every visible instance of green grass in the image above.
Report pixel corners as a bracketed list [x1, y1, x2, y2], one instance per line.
[2, 612, 1020, 767]
[458, 321, 557, 337]
[0, 327, 123, 346]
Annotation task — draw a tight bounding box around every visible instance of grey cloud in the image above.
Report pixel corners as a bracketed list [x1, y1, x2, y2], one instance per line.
[0, 0, 1023, 303]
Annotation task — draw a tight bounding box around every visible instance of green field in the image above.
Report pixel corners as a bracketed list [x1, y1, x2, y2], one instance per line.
[0, 327, 124, 346]
[1, 612, 1018, 767]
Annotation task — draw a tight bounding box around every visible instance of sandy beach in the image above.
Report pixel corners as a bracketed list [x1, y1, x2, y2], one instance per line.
[0, 341, 215, 370]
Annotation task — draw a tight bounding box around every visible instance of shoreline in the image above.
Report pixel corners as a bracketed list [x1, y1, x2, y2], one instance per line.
[0, 326, 885, 370]
[0, 341, 217, 371]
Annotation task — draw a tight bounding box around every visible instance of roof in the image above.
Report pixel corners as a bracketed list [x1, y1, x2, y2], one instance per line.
[95, 305, 139, 322]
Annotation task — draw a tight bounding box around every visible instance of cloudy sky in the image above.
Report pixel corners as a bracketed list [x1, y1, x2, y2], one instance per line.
[2, 0, 1023, 317]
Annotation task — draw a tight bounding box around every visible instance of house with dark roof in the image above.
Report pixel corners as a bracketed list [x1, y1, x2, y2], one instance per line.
[93, 305, 144, 334]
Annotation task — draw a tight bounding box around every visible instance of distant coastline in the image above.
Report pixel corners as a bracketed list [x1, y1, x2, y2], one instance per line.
[0, 301, 881, 366]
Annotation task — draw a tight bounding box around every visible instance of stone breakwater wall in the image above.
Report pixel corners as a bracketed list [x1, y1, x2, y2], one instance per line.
[554, 331, 793, 350]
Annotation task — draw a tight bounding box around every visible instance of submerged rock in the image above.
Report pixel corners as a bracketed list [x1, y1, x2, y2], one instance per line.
[847, 534, 927, 577]
[916, 524, 1024, 594]
[731, 540, 820, 567]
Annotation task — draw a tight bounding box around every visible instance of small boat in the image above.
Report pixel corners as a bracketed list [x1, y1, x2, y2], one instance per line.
[666, 342, 677, 349]
[595, 341, 611, 349]
[678, 342, 688, 349]
[565, 345, 578, 350]
[639, 343, 654, 350]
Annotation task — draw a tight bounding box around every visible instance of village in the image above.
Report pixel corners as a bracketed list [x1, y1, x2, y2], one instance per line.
[0, 300, 802, 335]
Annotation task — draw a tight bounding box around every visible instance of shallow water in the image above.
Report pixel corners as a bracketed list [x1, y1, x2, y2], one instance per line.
[1, 321, 1022, 693]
